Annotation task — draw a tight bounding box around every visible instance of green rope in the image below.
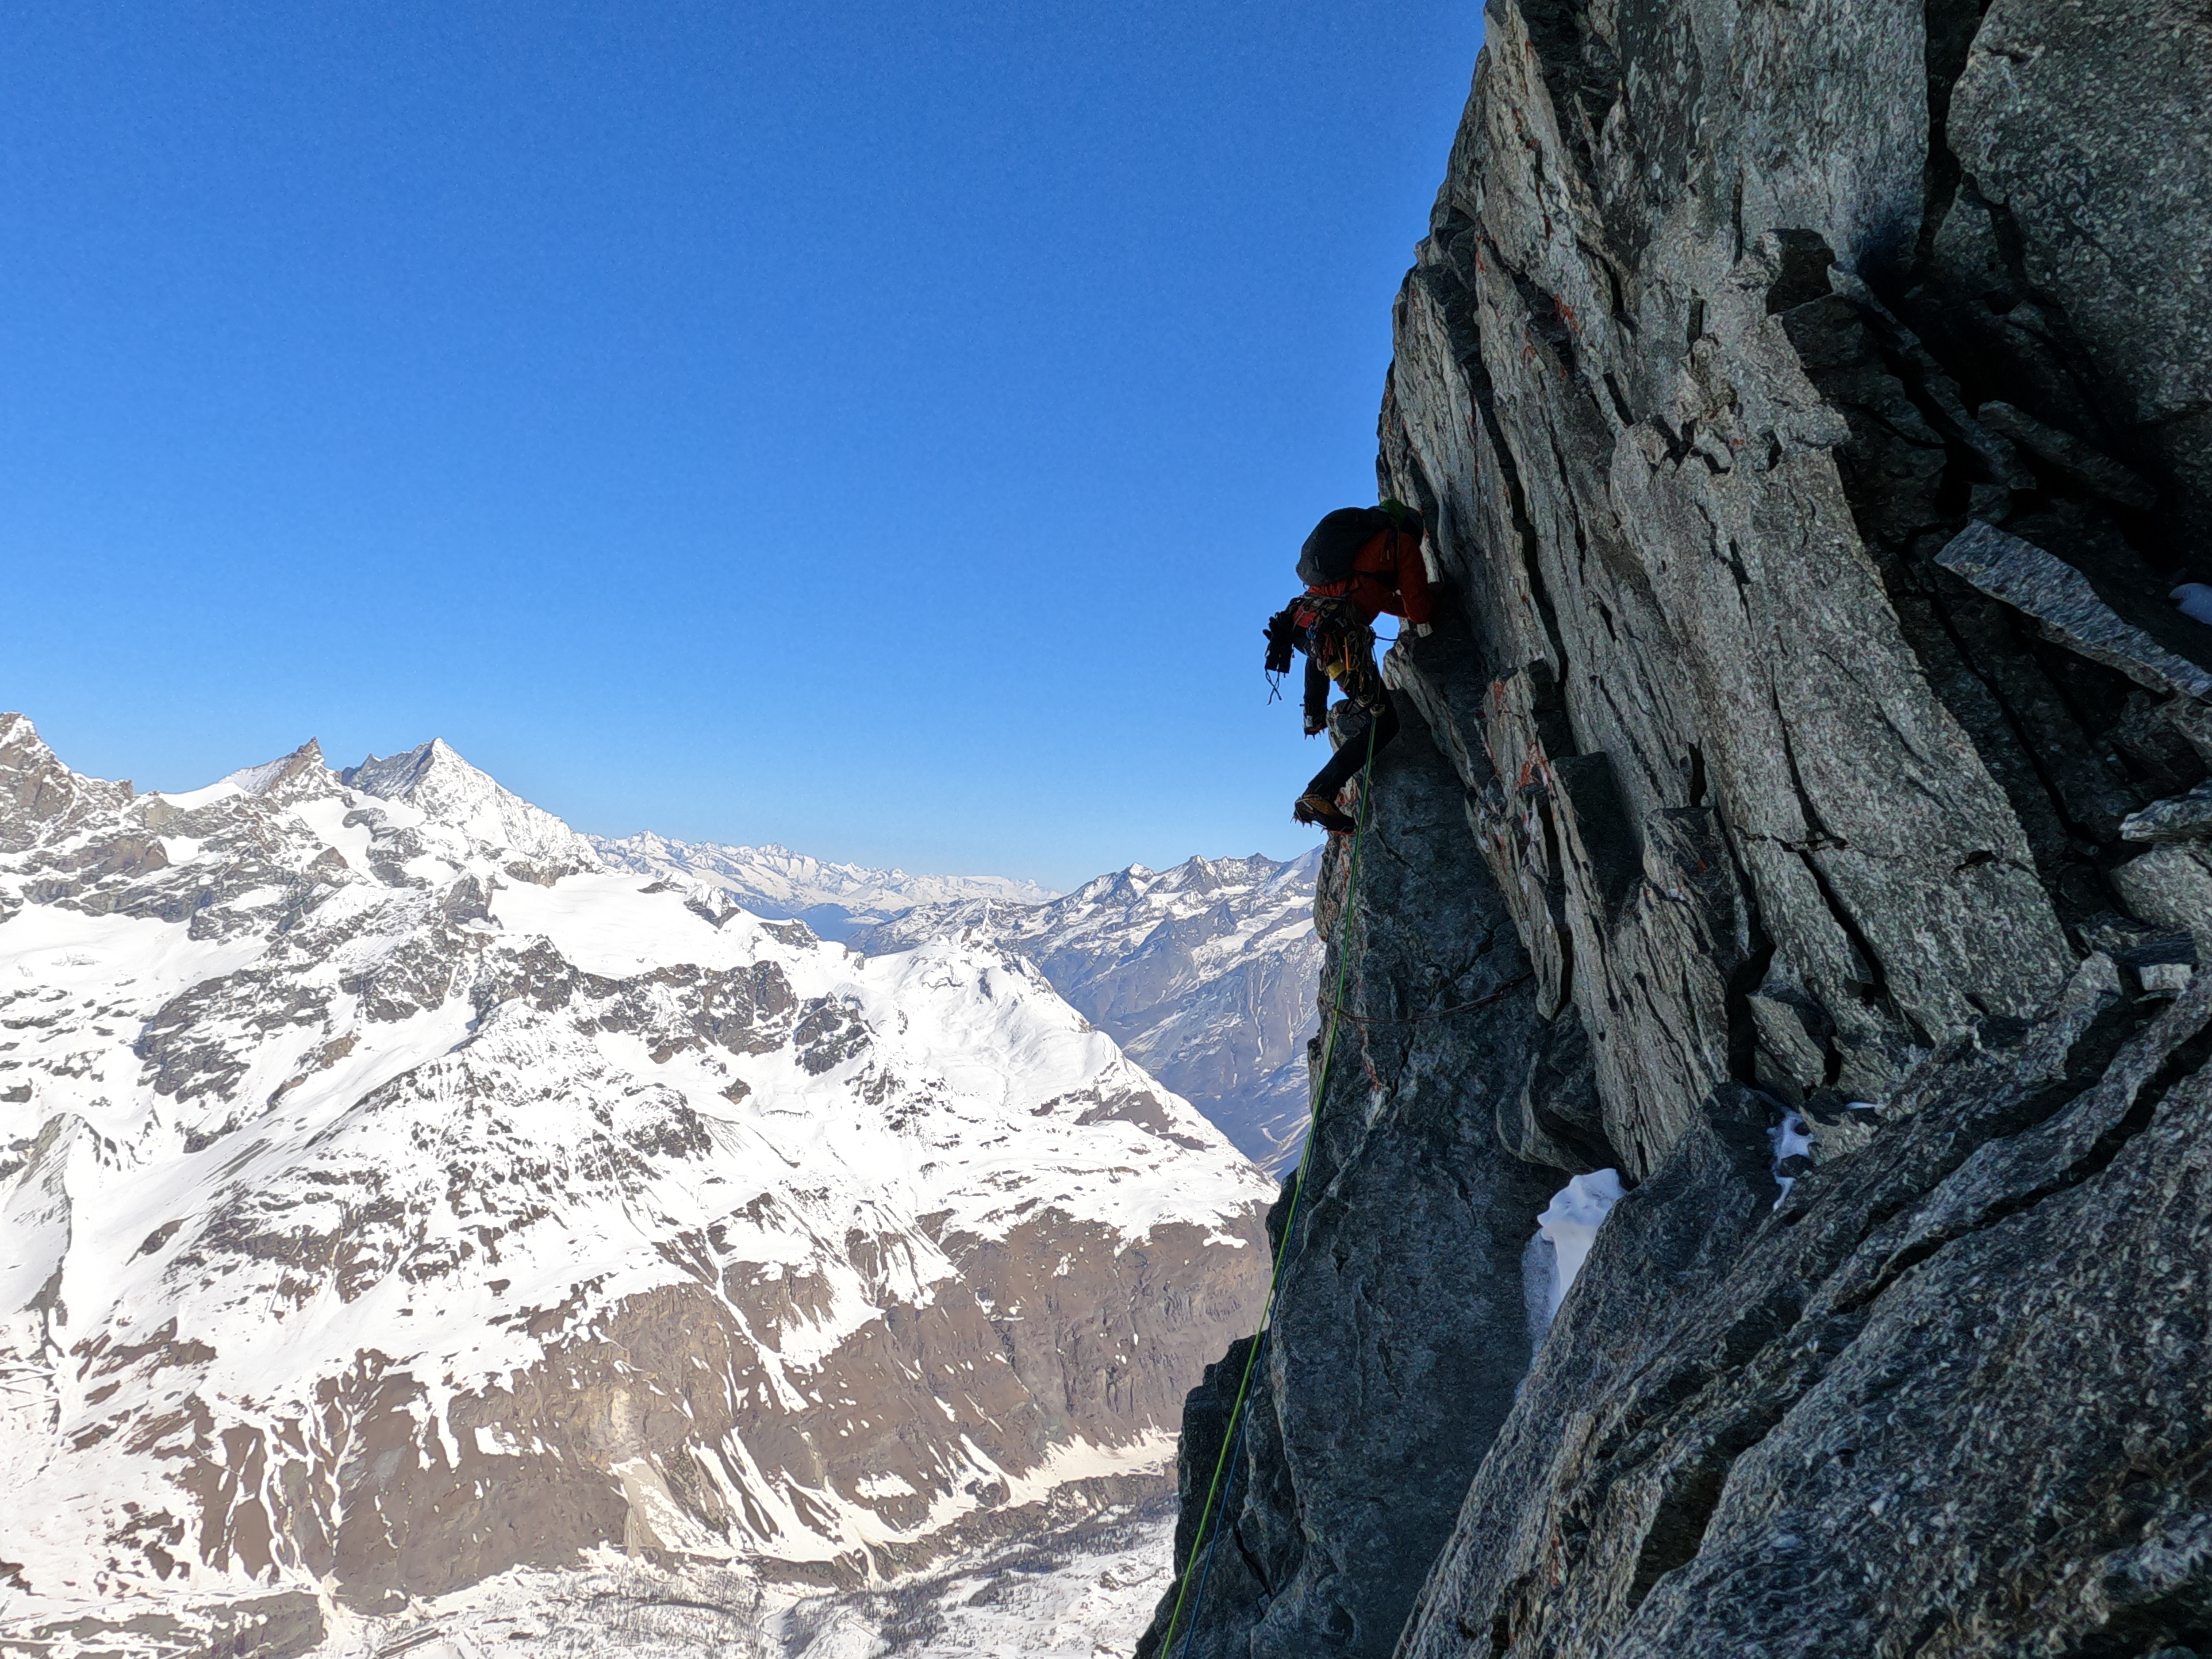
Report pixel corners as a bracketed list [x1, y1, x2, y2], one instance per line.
[1158, 718, 1381, 1658]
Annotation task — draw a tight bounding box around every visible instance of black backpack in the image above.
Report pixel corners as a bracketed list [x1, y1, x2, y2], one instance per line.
[1296, 503, 1417, 587]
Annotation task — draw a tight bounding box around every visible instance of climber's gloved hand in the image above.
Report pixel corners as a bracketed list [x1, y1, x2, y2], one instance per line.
[1303, 712, 1327, 737]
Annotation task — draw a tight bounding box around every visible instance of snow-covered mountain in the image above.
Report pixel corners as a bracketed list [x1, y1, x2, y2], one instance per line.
[589, 833, 1056, 942]
[855, 853, 1325, 1174]
[589, 843, 1328, 1174]
[0, 714, 1272, 1646]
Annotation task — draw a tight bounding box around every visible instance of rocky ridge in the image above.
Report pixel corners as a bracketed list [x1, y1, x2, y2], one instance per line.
[855, 853, 1325, 1175]
[1144, 1, 2212, 1655]
[0, 717, 1273, 1649]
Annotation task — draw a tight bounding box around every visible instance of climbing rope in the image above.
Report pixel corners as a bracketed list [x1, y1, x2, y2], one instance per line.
[1158, 721, 1382, 1659]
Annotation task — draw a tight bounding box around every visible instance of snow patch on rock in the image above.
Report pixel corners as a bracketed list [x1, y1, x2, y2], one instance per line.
[1534, 1170, 1625, 1320]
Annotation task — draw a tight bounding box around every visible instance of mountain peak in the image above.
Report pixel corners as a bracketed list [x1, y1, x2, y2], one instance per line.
[218, 738, 327, 800]
[0, 712, 138, 851]
[342, 738, 597, 872]
[0, 710, 47, 757]
[338, 736, 457, 798]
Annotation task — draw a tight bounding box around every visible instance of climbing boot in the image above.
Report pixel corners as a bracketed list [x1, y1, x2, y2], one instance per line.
[1293, 792, 1358, 835]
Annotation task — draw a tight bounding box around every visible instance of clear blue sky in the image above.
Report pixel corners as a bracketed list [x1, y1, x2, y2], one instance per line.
[2, 2, 1482, 890]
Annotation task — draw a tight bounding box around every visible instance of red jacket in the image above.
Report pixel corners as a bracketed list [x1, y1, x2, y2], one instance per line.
[1305, 526, 1434, 626]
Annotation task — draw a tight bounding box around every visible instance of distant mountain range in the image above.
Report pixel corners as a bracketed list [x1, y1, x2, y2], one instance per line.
[591, 832, 1056, 941]
[0, 715, 1272, 1644]
[855, 853, 1325, 1175]
[592, 837, 1328, 1175]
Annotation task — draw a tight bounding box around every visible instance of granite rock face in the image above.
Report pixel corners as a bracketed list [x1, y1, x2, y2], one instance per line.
[1144, 0, 2212, 1652]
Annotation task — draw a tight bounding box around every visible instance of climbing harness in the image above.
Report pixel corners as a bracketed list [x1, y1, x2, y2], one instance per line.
[1303, 600, 1389, 720]
[1159, 718, 1382, 1659]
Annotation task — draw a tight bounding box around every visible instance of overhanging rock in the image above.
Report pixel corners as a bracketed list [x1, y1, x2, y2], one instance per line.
[1935, 518, 2212, 701]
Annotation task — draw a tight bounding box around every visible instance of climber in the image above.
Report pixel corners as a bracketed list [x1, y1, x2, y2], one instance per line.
[1263, 501, 1435, 835]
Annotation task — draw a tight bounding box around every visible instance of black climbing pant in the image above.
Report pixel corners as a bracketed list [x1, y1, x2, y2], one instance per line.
[1303, 695, 1400, 801]
[1295, 599, 1401, 804]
